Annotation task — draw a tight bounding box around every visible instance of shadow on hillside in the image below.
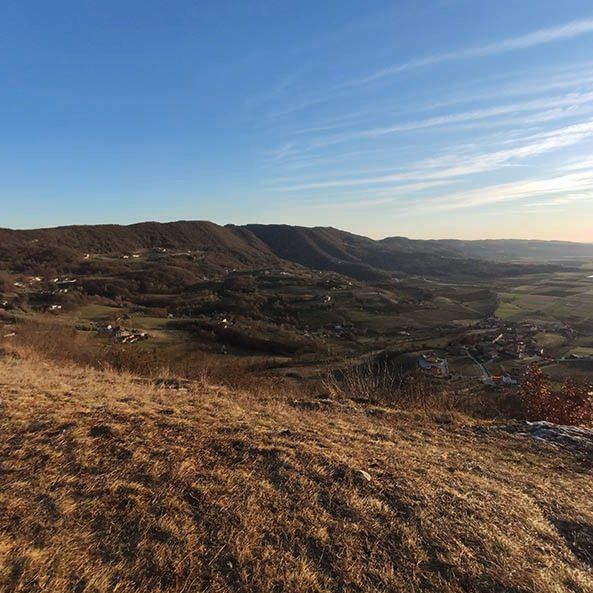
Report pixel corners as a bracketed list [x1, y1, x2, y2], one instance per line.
[552, 519, 593, 568]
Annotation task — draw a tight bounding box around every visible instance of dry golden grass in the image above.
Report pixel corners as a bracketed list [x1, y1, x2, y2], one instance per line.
[0, 346, 592, 593]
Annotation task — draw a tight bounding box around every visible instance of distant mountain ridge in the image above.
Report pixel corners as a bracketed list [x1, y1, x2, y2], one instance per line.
[383, 237, 593, 262]
[1, 220, 591, 280]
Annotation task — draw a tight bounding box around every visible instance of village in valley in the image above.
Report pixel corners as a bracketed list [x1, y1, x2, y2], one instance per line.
[417, 317, 551, 386]
[2, 236, 593, 396]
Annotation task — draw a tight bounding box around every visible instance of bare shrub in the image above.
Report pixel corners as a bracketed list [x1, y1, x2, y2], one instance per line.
[323, 361, 527, 420]
[521, 365, 593, 426]
[10, 319, 297, 396]
[323, 362, 467, 412]
[12, 321, 167, 377]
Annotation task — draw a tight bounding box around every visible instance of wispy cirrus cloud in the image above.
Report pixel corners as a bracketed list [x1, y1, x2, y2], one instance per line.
[272, 118, 593, 192]
[558, 156, 593, 171]
[522, 193, 593, 209]
[413, 60, 593, 114]
[259, 19, 593, 123]
[304, 180, 453, 210]
[358, 18, 593, 84]
[285, 174, 593, 215]
[269, 59, 593, 140]
[360, 91, 593, 138]
[423, 171, 593, 212]
[280, 89, 593, 157]
[255, 13, 593, 239]
[263, 87, 593, 172]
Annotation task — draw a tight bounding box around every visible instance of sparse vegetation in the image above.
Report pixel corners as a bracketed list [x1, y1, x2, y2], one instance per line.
[521, 365, 593, 426]
[323, 361, 525, 420]
[1, 346, 592, 593]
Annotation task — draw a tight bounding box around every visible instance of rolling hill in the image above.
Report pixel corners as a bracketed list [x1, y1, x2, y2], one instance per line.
[2, 220, 586, 282]
[0, 221, 280, 276]
[245, 224, 565, 279]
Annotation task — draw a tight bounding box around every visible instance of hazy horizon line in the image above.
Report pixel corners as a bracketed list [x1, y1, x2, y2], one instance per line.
[3, 218, 593, 245]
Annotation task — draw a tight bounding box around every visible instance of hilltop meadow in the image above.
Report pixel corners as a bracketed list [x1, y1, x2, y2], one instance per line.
[2, 221, 593, 592]
[1, 342, 592, 593]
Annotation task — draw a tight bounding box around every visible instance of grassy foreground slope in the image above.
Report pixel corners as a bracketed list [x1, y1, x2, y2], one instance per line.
[0, 350, 592, 593]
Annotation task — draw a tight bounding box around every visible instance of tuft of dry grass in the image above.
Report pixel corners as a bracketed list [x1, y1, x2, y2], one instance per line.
[0, 347, 592, 592]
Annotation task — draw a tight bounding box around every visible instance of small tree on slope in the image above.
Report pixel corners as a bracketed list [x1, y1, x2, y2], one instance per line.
[521, 365, 593, 426]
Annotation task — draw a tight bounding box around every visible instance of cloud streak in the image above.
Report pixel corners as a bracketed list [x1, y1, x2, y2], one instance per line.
[423, 172, 593, 212]
[361, 91, 593, 138]
[273, 118, 593, 192]
[270, 87, 593, 165]
[256, 14, 593, 239]
[360, 17, 593, 84]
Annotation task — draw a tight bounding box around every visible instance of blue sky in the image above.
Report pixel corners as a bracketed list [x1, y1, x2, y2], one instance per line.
[2, 0, 593, 240]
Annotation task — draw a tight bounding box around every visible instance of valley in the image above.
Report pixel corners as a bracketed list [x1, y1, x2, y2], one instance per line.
[2, 221, 593, 394]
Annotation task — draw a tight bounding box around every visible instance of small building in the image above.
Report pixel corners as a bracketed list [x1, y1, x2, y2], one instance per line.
[419, 354, 449, 378]
[482, 374, 518, 388]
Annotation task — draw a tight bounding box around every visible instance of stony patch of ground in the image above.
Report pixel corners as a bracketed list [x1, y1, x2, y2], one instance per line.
[502, 421, 593, 456]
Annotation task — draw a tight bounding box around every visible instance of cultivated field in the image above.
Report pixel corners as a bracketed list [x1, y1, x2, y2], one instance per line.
[494, 271, 593, 360]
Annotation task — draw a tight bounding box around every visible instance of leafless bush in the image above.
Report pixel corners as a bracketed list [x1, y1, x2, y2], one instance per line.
[324, 361, 399, 403]
[323, 361, 465, 411]
[12, 321, 168, 376]
[323, 360, 524, 419]
[10, 319, 298, 396]
[521, 365, 593, 426]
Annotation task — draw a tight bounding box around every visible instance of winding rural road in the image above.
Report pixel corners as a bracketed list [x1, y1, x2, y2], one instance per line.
[464, 349, 490, 380]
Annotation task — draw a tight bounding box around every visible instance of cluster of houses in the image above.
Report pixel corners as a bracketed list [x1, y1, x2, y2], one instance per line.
[6, 276, 82, 315]
[318, 276, 353, 290]
[97, 324, 148, 344]
[13, 276, 77, 291]
[418, 354, 450, 378]
[450, 318, 544, 363]
[499, 321, 545, 359]
[417, 351, 521, 387]
[52, 278, 77, 290]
